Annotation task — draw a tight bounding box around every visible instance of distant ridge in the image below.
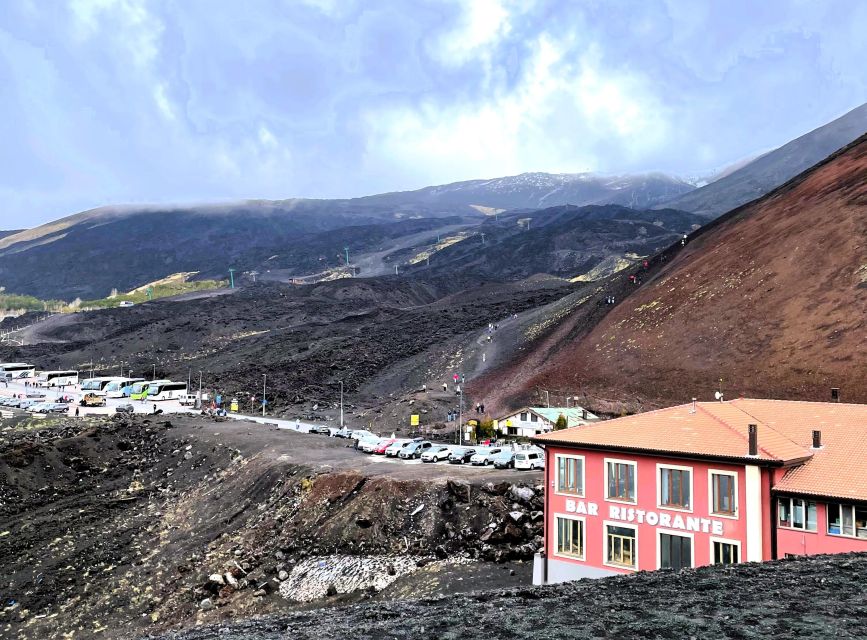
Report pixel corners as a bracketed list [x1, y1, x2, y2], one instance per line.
[661, 101, 867, 217]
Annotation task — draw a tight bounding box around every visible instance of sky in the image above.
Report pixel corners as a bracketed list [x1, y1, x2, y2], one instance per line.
[1, 0, 866, 227]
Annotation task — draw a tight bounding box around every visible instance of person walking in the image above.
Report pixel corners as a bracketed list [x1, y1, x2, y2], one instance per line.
[75, 406, 79, 417]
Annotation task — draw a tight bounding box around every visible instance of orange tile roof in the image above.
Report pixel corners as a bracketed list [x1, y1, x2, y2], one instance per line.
[534, 399, 867, 501]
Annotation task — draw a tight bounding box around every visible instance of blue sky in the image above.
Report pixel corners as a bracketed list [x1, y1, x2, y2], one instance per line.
[1, 0, 866, 227]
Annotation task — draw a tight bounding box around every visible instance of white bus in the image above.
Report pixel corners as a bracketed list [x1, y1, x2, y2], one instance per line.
[80, 377, 126, 395]
[147, 381, 188, 401]
[36, 370, 80, 388]
[0, 362, 36, 379]
[130, 379, 170, 400]
[104, 377, 145, 398]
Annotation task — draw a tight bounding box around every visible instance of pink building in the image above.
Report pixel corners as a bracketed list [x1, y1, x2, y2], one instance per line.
[531, 399, 867, 583]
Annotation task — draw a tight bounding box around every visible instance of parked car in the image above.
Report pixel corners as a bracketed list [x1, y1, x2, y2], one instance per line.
[385, 440, 412, 457]
[335, 427, 356, 438]
[361, 437, 386, 453]
[350, 429, 376, 442]
[448, 447, 476, 464]
[514, 449, 545, 470]
[420, 445, 451, 463]
[308, 425, 332, 435]
[115, 403, 135, 414]
[492, 450, 516, 469]
[470, 447, 503, 466]
[399, 440, 433, 460]
[373, 438, 397, 454]
[29, 402, 69, 414]
[80, 393, 106, 407]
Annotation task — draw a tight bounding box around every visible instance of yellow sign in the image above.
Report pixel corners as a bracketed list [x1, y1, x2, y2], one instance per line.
[467, 419, 479, 426]
[410, 414, 419, 426]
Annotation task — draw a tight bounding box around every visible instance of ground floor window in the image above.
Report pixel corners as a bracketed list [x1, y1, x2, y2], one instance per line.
[659, 532, 692, 571]
[555, 516, 584, 559]
[827, 503, 867, 539]
[711, 539, 740, 565]
[778, 497, 817, 531]
[606, 524, 636, 568]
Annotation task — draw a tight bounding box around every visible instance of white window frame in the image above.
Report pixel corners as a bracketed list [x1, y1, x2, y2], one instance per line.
[778, 496, 818, 533]
[604, 457, 638, 504]
[553, 513, 586, 561]
[826, 502, 867, 539]
[656, 528, 695, 570]
[554, 453, 586, 498]
[709, 536, 742, 565]
[603, 520, 638, 571]
[708, 469, 739, 519]
[656, 463, 694, 513]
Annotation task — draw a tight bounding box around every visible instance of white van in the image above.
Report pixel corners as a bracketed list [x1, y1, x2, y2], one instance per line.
[514, 449, 545, 470]
[178, 393, 198, 407]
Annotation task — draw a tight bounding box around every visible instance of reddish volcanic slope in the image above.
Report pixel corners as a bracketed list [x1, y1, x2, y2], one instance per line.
[498, 135, 867, 409]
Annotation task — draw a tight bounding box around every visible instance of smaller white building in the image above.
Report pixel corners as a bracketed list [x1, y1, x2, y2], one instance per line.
[494, 406, 599, 437]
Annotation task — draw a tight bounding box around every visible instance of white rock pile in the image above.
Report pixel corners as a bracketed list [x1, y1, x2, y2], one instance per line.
[278, 555, 418, 602]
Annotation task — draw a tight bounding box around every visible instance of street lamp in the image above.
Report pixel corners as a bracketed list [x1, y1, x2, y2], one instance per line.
[339, 380, 344, 428]
[198, 371, 203, 409]
[152, 364, 156, 381]
[262, 374, 266, 417]
[543, 390, 550, 408]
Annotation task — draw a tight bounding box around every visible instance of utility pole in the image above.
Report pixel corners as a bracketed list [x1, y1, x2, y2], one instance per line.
[344, 247, 350, 267]
[262, 374, 266, 417]
[152, 364, 156, 380]
[458, 373, 464, 446]
[229, 268, 236, 289]
[90, 360, 93, 378]
[198, 371, 202, 409]
[543, 390, 549, 407]
[480, 233, 486, 245]
[339, 380, 344, 428]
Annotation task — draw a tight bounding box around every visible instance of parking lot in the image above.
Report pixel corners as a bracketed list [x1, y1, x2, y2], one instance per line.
[0, 377, 543, 478]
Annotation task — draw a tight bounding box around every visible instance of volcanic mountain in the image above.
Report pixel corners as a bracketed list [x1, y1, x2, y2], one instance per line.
[475, 133, 867, 412]
[663, 101, 867, 218]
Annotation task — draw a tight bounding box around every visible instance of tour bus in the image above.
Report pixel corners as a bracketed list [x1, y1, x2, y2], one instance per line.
[147, 381, 188, 401]
[104, 377, 146, 398]
[130, 380, 170, 401]
[0, 362, 36, 379]
[80, 377, 126, 396]
[36, 370, 80, 388]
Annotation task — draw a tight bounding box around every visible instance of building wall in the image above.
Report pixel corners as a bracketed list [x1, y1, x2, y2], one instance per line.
[776, 500, 867, 557]
[544, 446, 757, 579]
[499, 412, 553, 437]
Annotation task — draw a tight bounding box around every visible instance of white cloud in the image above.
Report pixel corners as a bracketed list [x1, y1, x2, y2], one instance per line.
[365, 31, 669, 184]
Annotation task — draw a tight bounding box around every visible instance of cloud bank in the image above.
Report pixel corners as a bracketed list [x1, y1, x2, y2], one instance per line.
[1, 0, 866, 226]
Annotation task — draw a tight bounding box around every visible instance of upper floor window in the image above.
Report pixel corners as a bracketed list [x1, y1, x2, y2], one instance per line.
[520, 412, 528, 421]
[827, 503, 867, 539]
[530, 413, 538, 422]
[778, 497, 817, 531]
[606, 460, 636, 502]
[659, 466, 691, 510]
[711, 472, 737, 516]
[556, 455, 584, 496]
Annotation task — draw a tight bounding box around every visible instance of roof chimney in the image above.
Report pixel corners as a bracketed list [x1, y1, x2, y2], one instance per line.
[581, 409, 587, 420]
[831, 387, 840, 403]
[748, 424, 758, 457]
[812, 430, 822, 449]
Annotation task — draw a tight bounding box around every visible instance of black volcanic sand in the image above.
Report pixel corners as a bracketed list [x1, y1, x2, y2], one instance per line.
[0, 277, 579, 418]
[145, 553, 867, 640]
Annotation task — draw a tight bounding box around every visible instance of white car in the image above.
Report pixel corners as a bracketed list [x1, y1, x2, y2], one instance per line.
[420, 445, 451, 463]
[350, 429, 376, 442]
[384, 440, 411, 457]
[355, 435, 381, 451]
[360, 437, 385, 453]
[470, 447, 503, 466]
[514, 449, 545, 470]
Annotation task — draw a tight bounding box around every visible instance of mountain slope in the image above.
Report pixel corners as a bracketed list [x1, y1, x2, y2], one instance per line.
[401, 204, 703, 281]
[477, 133, 867, 411]
[0, 172, 692, 301]
[662, 101, 867, 217]
[358, 172, 694, 212]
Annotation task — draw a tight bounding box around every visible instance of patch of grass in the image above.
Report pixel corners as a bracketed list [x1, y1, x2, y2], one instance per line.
[80, 275, 228, 309]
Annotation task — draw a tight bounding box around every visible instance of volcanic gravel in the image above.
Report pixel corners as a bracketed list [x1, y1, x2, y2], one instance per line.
[145, 552, 867, 640]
